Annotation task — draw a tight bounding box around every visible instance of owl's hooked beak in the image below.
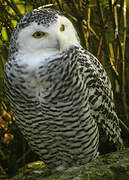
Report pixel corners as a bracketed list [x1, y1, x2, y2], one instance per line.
[56, 38, 60, 51]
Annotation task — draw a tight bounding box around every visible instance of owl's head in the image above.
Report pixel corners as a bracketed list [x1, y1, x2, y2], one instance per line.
[10, 8, 80, 57]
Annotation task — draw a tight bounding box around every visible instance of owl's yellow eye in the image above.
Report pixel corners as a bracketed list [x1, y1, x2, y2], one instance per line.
[60, 24, 65, 32]
[32, 31, 45, 38]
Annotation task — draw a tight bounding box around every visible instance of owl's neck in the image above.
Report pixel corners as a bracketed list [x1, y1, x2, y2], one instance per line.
[14, 48, 60, 71]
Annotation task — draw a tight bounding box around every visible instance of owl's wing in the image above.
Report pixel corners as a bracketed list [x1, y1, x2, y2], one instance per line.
[77, 48, 123, 150]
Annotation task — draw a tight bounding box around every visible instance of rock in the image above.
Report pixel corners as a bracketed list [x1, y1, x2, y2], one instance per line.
[10, 148, 129, 180]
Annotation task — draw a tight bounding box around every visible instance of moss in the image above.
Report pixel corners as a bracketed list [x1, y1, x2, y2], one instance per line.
[10, 148, 129, 180]
[11, 161, 50, 180]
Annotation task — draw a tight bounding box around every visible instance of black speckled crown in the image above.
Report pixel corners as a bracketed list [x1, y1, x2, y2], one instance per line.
[19, 8, 62, 28]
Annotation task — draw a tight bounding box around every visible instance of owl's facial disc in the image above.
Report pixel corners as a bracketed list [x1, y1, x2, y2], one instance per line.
[16, 14, 80, 56]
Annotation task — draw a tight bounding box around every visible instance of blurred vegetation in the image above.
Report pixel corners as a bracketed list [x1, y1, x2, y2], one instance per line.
[0, 0, 129, 178]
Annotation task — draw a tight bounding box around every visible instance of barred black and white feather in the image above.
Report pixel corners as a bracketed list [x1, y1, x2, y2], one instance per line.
[4, 8, 123, 171]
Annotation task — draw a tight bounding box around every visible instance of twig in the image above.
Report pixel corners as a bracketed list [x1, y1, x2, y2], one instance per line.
[120, 119, 129, 133]
[97, 36, 103, 58]
[6, 0, 22, 17]
[113, 0, 118, 38]
[83, 20, 100, 41]
[113, 0, 119, 8]
[121, 0, 128, 122]
[118, 0, 124, 28]
[96, 0, 104, 27]
[109, 42, 119, 77]
[82, 7, 91, 50]
[55, 0, 63, 11]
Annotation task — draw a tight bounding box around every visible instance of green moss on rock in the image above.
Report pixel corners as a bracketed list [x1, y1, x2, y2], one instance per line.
[10, 148, 129, 180]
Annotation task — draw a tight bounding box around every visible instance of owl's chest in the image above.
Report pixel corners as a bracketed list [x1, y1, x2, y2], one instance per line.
[7, 55, 86, 113]
[14, 69, 50, 102]
[10, 62, 64, 104]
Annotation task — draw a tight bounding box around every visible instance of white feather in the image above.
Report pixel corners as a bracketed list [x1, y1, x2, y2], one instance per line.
[16, 15, 80, 70]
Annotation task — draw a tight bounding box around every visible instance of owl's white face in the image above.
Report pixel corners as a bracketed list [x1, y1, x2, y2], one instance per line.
[17, 15, 80, 57]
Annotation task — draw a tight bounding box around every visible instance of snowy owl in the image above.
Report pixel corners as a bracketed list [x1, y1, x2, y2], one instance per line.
[4, 8, 123, 171]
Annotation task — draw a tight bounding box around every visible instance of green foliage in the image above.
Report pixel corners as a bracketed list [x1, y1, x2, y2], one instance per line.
[0, 0, 129, 178]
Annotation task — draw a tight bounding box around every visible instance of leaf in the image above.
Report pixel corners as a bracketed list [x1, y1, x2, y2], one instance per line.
[105, 27, 115, 42]
[1, 27, 8, 41]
